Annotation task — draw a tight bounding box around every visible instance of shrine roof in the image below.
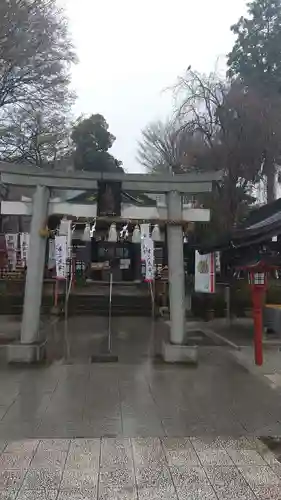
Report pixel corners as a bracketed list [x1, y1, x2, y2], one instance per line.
[66, 190, 157, 206]
[198, 198, 281, 254]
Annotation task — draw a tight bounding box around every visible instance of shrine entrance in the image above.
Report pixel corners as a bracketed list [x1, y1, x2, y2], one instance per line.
[0, 163, 219, 364]
[90, 241, 139, 282]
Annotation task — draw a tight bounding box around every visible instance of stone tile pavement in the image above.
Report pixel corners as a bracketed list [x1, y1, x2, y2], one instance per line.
[0, 316, 281, 497]
[0, 437, 280, 499]
[1, 348, 281, 439]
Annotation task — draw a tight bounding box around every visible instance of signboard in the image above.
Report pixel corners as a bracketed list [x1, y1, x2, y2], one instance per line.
[97, 181, 121, 216]
[20, 233, 30, 267]
[55, 235, 67, 280]
[195, 251, 215, 293]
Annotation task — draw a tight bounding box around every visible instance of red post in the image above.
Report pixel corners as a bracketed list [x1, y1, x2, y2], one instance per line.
[251, 287, 264, 366]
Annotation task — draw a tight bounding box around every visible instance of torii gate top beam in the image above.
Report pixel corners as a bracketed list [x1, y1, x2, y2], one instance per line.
[0, 162, 221, 194]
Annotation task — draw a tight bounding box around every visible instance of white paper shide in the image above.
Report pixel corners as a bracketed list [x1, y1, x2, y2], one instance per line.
[55, 235, 67, 280]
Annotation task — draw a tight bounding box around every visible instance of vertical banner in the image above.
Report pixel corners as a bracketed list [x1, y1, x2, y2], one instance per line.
[20, 233, 30, 267]
[55, 235, 67, 280]
[215, 251, 221, 274]
[5, 234, 18, 270]
[59, 219, 72, 258]
[67, 220, 72, 258]
[0, 235, 7, 269]
[140, 224, 150, 261]
[142, 236, 154, 282]
[48, 238, 56, 270]
[195, 251, 215, 293]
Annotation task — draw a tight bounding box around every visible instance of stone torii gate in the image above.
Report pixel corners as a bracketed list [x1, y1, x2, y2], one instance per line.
[0, 163, 220, 363]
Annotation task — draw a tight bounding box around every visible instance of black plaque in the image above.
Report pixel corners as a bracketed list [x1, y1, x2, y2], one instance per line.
[97, 181, 121, 216]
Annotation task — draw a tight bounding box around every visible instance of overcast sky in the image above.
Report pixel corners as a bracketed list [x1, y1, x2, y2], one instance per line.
[61, 0, 248, 173]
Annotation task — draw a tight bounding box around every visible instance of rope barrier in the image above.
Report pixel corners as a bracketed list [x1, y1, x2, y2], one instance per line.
[46, 215, 195, 228]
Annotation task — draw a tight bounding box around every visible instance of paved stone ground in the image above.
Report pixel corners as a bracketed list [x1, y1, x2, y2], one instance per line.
[1, 437, 281, 499]
[204, 317, 281, 391]
[0, 317, 281, 498]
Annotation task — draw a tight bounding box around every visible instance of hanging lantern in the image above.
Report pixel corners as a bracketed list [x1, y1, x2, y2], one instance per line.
[82, 223, 91, 242]
[108, 223, 118, 242]
[151, 224, 161, 242]
[59, 216, 69, 236]
[132, 225, 141, 243]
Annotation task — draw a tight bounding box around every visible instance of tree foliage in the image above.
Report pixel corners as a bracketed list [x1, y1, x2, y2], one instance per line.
[227, 0, 281, 201]
[137, 120, 197, 174]
[0, 0, 76, 175]
[0, 0, 76, 111]
[71, 114, 123, 172]
[173, 71, 261, 229]
[137, 0, 281, 229]
[227, 0, 281, 92]
[138, 68, 281, 228]
[0, 106, 72, 167]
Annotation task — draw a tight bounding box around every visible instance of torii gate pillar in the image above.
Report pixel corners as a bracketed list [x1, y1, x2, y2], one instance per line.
[166, 191, 185, 344]
[8, 186, 49, 362]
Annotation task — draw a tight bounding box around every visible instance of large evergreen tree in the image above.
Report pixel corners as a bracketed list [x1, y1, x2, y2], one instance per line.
[71, 114, 123, 172]
[227, 0, 281, 202]
[228, 0, 281, 92]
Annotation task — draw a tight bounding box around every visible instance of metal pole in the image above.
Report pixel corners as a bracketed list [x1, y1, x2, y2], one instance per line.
[64, 273, 68, 322]
[252, 287, 263, 366]
[225, 285, 231, 326]
[108, 272, 113, 352]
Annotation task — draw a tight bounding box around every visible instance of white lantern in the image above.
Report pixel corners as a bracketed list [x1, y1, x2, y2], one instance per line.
[108, 223, 118, 242]
[132, 225, 141, 243]
[151, 224, 161, 242]
[82, 223, 91, 242]
[59, 216, 69, 235]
